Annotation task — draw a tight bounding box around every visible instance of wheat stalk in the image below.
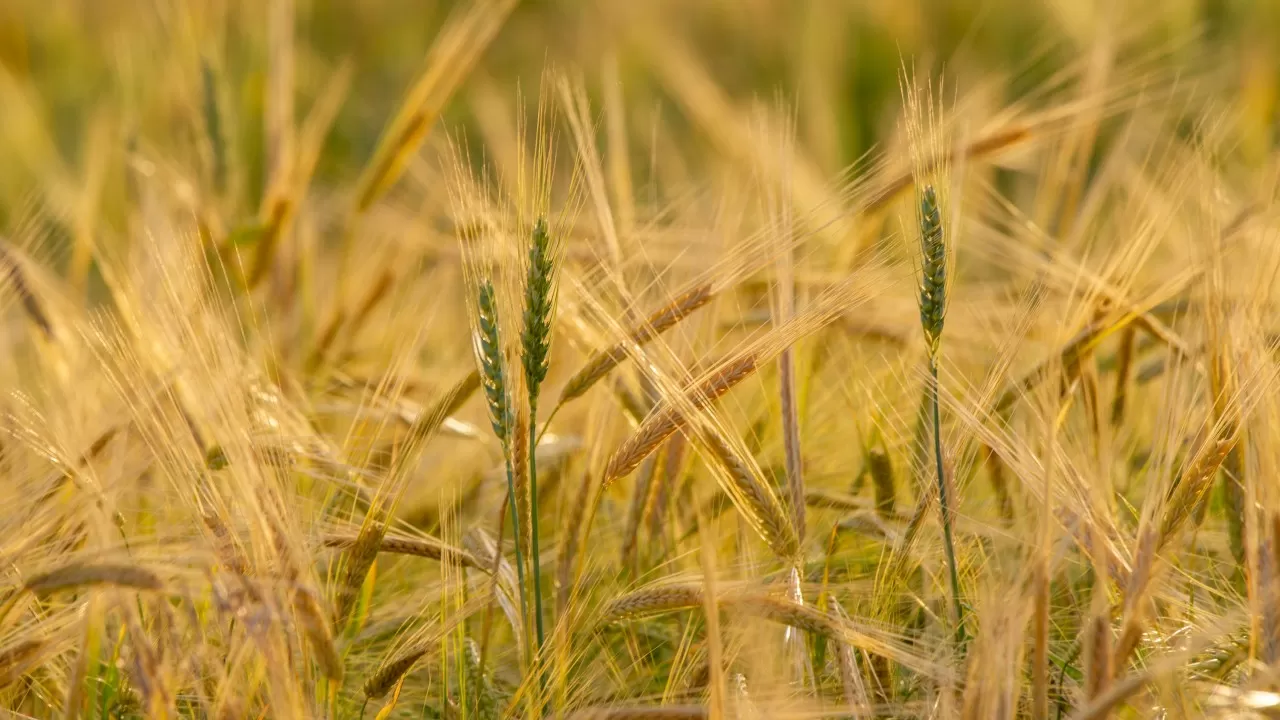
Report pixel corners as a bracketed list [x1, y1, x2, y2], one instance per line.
[916, 183, 964, 643]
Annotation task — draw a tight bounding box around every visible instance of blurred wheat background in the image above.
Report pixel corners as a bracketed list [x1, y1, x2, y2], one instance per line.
[1, 0, 1279, 718]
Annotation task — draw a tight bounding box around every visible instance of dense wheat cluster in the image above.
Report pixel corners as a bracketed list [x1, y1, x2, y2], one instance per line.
[1, 0, 1280, 718]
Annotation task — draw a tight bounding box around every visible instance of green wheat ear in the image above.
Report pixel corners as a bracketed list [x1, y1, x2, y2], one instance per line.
[918, 185, 946, 356]
[521, 218, 555, 403]
[477, 281, 511, 448]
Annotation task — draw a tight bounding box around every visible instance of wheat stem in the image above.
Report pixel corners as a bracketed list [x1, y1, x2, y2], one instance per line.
[930, 359, 964, 645]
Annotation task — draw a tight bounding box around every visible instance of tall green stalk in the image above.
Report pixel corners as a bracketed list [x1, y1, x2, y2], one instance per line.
[917, 185, 965, 643]
[521, 218, 555, 664]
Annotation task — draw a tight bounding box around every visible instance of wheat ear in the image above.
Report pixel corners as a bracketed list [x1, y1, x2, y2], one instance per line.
[602, 354, 757, 486]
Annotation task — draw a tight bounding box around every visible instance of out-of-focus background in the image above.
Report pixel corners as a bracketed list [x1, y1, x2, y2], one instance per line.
[1, 0, 1275, 239]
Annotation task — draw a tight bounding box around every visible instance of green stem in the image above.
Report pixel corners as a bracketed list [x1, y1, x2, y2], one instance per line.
[503, 455, 532, 669]
[529, 401, 547, 691]
[931, 358, 965, 645]
[534, 401, 561, 446]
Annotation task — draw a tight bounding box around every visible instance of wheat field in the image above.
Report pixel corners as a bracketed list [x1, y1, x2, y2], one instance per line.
[1, 0, 1279, 718]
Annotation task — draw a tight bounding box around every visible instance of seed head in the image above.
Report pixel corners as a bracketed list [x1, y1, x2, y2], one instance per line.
[521, 218, 556, 403]
[917, 185, 946, 356]
[477, 281, 511, 448]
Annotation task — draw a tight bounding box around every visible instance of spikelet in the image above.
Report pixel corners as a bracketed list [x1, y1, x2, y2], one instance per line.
[363, 645, 428, 700]
[463, 637, 499, 719]
[321, 532, 487, 572]
[698, 426, 800, 561]
[477, 281, 512, 450]
[559, 283, 714, 405]
[0, 639, 45, 688]
[868, 448, 895, 520]
[25, 563, 162, 595]
[521, 217, 556, 406]
[0, 240, 53, 339]
[597, 584, 705, 625]
[293, 587, 343, 682]
[334, 521, 384, 626]
[603, 354, 757, 485]
[917, 185, 946, 358]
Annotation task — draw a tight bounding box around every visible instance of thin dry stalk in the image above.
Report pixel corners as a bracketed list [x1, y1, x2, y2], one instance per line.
[25, 563, 162, 595]
[602, 354, 756, 485]
[559, 283, 714, 405]
[1032, 559, 1050, 720]
[557, 467, 594, 615]
[351, 0, 517, 215]
[597, 584, 705, 624]
[622, 454, 660, 572]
